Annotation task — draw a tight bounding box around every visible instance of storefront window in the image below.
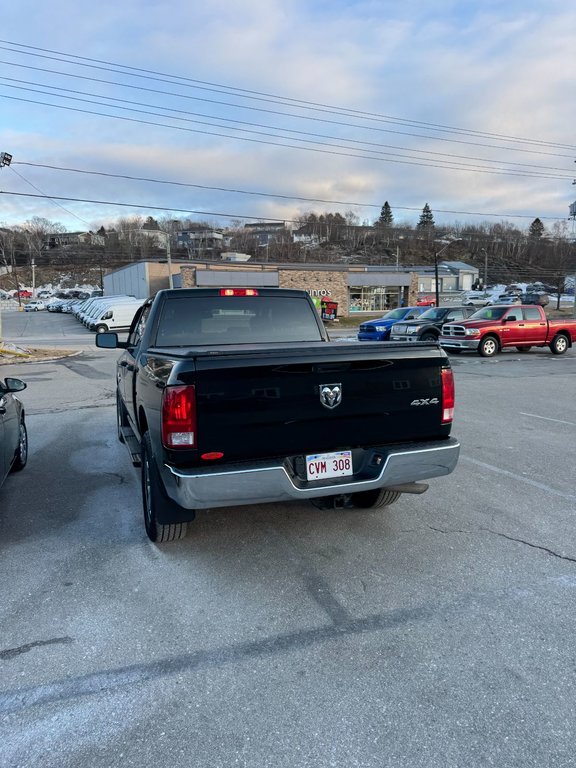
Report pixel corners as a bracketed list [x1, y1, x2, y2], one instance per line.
[349, 286, 401, 312]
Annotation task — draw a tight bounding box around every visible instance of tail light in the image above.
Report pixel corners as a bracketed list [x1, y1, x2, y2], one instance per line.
[219, 288, 259, 296]
[161, 385, 196, 448]
[441, 368, 455, 424]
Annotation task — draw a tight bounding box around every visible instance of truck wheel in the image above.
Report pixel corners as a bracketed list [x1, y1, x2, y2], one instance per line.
[347, 489, 401, 509]
[141, 432, 188, 542]
[10, 419, 28, 472]
[420, 332, 437, 342]
[95, 324, 108, 333]
[479, 336, 499, 357]
[116, 391, 129, 443]
[550, 334, 569, 355]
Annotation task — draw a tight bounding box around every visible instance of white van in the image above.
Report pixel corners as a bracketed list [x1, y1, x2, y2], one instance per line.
[88, 300, 144, 333]
[81, 296, 138, 326]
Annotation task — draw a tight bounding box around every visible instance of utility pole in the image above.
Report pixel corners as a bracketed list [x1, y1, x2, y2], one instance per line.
[162, 232, 174, 288]
[0, 151, 13, 341]
[165, 232, 174, 289]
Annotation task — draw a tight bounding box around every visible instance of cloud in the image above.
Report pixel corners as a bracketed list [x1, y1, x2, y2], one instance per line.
[1, 0, 575, 232]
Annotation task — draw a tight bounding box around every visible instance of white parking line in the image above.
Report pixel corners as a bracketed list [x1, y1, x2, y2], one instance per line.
[519, 412, 576, 426]
[460, 456, 576, 500]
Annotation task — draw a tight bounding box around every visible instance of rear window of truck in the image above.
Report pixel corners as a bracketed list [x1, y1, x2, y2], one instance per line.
[154, 296, 325, 346]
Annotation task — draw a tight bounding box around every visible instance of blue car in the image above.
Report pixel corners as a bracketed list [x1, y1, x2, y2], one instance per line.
[357, 306, 427, 341]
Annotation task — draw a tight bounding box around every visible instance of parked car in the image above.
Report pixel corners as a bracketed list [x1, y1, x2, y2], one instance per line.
[487, 294, 521, 305]
[12, 290, 33, 299]
[61, 300, 83, 313]
[504, 285, 524, 295]
[0, 377, 28, 490]
[24, 300, 46, 312]
[46, 299, 66, 312]
[417, 294, 436, 306]
[521, 292, 549, 307]
[357, 306, 427, 341]
[463, 291, 492, 307]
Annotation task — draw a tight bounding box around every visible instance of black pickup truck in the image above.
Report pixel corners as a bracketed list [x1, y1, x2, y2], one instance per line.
[390, 305, 477, 342]
[96, 288, 460, 542]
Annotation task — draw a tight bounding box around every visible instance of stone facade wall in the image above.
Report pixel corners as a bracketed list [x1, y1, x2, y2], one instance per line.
[408, 273, 419, 305]
[175, 264, 418, 317]
[278, 269, 349, 314]
[179, 266, 197, 288]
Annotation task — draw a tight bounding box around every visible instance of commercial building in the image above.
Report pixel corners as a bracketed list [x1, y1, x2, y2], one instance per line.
[103, 259, 478, 315]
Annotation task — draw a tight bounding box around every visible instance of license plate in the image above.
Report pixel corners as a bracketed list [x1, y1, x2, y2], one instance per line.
[306, 450, 353, 481]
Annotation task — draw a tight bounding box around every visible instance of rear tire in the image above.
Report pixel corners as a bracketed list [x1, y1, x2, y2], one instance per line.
[11, 419, 28, 472]
[141, 431, 188, 542]
[550, 334, 569, 355]
[346, 489, 401, 509]
[310, 489, 401, 510]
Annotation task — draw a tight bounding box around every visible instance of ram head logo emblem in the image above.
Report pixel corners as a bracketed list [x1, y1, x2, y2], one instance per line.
[319, 383, 342, 409]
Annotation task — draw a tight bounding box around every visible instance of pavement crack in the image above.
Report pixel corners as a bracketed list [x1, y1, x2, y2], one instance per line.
[481, 528, 576, 564]
[0, 637, 74, 661]
[427, 525, 471, 534]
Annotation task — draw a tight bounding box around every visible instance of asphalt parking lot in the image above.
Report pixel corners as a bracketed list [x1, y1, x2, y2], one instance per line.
[1, 310, 576, 768]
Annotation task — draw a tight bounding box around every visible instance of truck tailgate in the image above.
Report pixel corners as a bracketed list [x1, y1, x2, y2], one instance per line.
[165, 342, 452, 462]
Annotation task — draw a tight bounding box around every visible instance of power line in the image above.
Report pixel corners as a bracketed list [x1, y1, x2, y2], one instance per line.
[13, 161, 576, 220]
[1, 189, 568, 222]
[16, 161, 386, 208]
[0, 190, 303, 222]
[2, 39, 574, 151]
[1, 93, 572, 182]
[0, 40, 576, 151]
[2, 76, 574, 174]
[1, 61, 573, 161]
[8, 167, 93, 227]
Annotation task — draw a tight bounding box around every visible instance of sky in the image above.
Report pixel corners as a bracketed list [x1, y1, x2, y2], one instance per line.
[1, 0, 576, 236]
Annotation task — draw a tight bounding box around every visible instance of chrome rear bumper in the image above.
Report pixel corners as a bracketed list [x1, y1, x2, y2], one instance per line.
[161, 438, 460, 510]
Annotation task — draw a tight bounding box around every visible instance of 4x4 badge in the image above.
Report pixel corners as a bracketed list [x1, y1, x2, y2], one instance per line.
[320, 383, 342, 409]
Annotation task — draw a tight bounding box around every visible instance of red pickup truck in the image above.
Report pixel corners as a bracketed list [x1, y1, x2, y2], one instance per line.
[439, 304, 576, 357]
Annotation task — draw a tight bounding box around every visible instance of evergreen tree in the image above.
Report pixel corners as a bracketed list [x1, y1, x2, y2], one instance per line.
[416, 203, 435, 232]
[528, 218, 545, 239]
[142, 216, 160, 231]
[378, 201, 394, 228]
